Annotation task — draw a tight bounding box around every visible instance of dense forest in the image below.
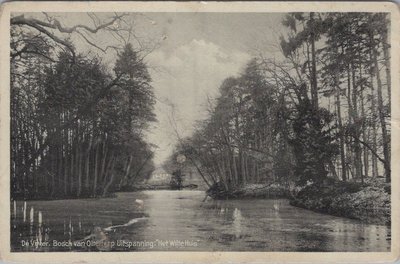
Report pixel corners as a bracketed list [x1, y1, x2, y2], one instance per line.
[11, 13, 156, 199]
[166, 13, 391, 193]
[10, 12, 391, 201]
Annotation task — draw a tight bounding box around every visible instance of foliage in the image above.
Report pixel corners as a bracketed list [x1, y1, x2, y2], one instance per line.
[11, 14, 156, 199]
[289, 99, 339, 185]
[168, 12, 390, 199]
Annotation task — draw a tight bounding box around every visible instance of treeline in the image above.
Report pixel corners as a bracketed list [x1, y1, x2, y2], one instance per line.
[11, 14, 156, 199]
[168, 13, 391, 191]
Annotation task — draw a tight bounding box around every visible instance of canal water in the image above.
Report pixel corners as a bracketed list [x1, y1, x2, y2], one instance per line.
[11, 190, 390, 252]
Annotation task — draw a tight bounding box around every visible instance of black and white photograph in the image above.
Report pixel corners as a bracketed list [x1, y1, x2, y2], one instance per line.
[1, 1, 398, 260]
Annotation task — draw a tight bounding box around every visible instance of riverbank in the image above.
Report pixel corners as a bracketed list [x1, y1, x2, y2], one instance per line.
[206, 183, 289, 199]
[13, 183, 200, 201]
[290, 178, 390, 225]
[119, 183, 199, 192]
[206, 178, 390, 225]
[11, 192, 117, 202]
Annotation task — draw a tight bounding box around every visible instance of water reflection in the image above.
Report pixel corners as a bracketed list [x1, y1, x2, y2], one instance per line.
[195, 196, 390, 251]
[233, 208, 242, 239]
[11, 191, 391, 252]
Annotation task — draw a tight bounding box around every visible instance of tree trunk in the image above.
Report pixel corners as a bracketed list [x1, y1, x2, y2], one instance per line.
[309, 12, 318, 109]
[93, 140, 100, 196]
[101, 150, 114, 191]
[102, 155, 116, 197]
[225, 152, 233, 188]
[346, 63, 354, 180]
[187, 155, 212, 188]
[70, 141, 74, 195]
[84, 132, 92, 193]
[76, 132, 82, 197]
[371, 34, 391, 183]
[381, 21, 391, 113]
[328, 160, 339, 179]
[369, 62, 379, 178]
[119, 155, 132, 189]
[63, 114, 68, 196]
[335, 70, 347, 181]
[232, 153, 238, 186]
[360, 66, 369, 180]
[351, 64, 363, 182]
[99, 140, 108, 186]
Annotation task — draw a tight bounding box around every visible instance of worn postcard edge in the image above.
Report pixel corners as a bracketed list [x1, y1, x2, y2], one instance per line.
[0, 1, 399, 263]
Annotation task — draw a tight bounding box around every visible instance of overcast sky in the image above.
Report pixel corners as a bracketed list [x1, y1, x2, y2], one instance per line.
[135, 13, 285, 166]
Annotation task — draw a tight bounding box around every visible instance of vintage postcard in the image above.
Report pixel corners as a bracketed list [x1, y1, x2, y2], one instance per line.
[0, 1, 399, 263]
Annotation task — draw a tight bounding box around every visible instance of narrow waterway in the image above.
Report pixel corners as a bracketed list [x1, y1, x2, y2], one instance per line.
[11, 190, 390, 252]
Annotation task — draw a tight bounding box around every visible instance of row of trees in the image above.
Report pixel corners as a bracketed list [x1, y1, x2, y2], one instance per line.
[11, 14, 156, 199]
[167, 12, 391, 191]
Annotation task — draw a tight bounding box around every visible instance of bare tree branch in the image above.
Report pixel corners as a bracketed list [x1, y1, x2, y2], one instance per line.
[11, 13, 125, 34]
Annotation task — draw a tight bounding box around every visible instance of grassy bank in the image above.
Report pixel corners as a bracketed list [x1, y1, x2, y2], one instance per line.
[289, 178, 390, 225]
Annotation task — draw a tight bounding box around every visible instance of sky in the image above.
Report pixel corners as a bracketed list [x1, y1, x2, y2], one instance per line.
[22, 12, 285, 166]
[134, 13, 285, 166]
